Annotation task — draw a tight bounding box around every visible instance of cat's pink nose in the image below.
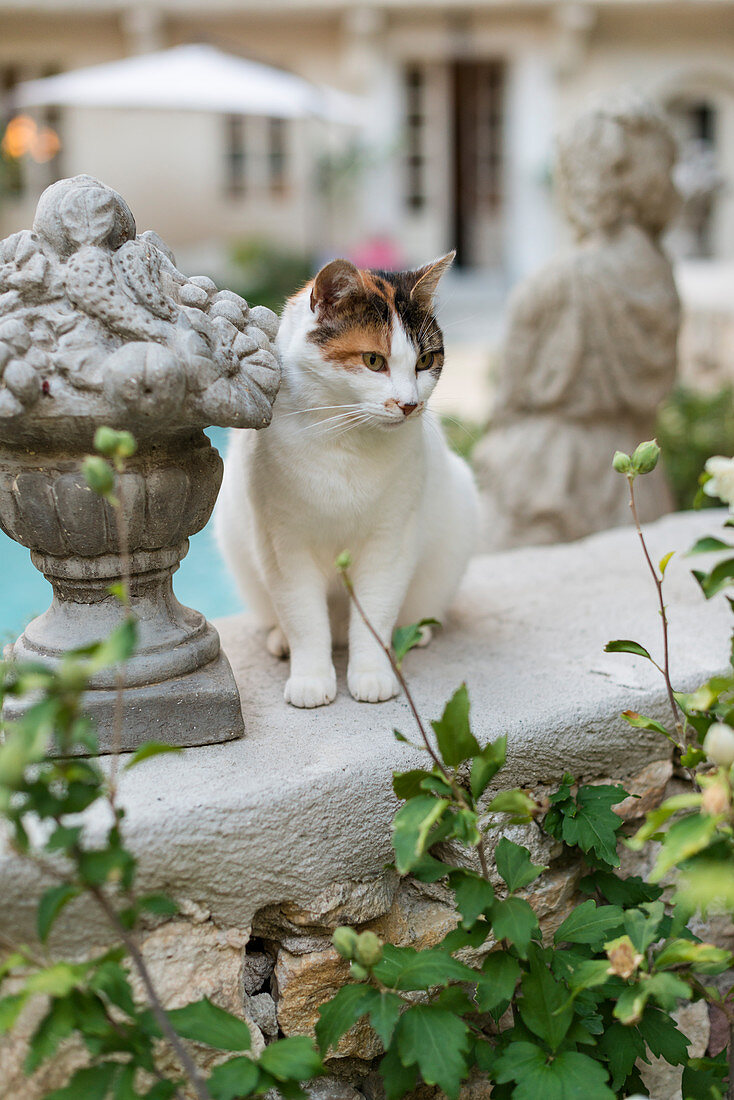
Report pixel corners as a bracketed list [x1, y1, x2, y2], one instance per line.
[398, 402, 418, 416]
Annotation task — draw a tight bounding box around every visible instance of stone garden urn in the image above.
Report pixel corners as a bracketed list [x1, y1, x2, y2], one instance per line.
[0, 175, 280, 751]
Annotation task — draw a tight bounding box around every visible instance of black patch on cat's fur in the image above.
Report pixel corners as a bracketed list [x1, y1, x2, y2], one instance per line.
[374, 268, 445, 373]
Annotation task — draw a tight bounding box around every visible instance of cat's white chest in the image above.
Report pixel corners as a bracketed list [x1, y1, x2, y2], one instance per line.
[259, 419, 423, 534]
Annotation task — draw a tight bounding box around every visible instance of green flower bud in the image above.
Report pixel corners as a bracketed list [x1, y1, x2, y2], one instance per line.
[332, 926, 359, 960]
[83, 455, 115, 496]
[350, 962, 369, 981]
[631, 439, 661, 476]
[94, 426, 137, 459]
[354, 930, 383, 968]
[612, 451, 632, 475]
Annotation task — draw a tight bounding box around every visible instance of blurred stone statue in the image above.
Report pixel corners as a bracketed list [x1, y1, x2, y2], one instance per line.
[475, 96, 680, 550]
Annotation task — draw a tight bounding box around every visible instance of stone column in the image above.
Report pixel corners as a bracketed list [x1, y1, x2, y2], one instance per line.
[0, 175, 281, 752]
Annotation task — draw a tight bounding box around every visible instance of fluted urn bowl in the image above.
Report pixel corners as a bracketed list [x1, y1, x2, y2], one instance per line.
[0, 176, 281, 751]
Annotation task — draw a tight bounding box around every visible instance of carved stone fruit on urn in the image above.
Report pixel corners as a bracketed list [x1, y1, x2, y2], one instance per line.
[0, 175, 280, 751]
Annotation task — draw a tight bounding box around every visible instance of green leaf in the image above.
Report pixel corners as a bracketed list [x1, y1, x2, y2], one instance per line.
[621, 710, 673, 739]
[372, 944, 475, 991]
[655, 939, 732, 974]
[495, 838, 545, 893]
[681, 1052, 729, 1100]
[470, 736, 507, 800]
[604, 639, 653, 660]
[25, 962, 83, 998]
[380, 1040, 418, 1100]
[596, 1023, 648, 1091]
[207, 1055, 261, 1099]
[89, 618, 138, 668]
[485, 790, 536, 819]
[551, 783, 626, 867]
[612, 971, 690, 1026]
[315, 984, 378, 1054]
[688, 536, 732, 555]
[391, 796, 449, 875]
[368, 991, 403, 1047]
[166, 998, 252, 1051]
[0, 992, 29, 1034]
[430, 684, 480, 767]
[440, 924, 492, 952]
[624, 901, 665, 952]
[628, 793, 703, 849]
[518, 947, 573, 1051]
[694, 557, 734, 598]
[680, 745, 707, 768]
[644, 970, 693, 1011]
[448, 869, 495, 927]
[24, 997, 76, 1073]
[659, 550, 675, 576]
[392, 619, 440, 668]
[489, 897, 539, 958]
[46, 1063, 118, 1100]
[45, 824, 83, 853]
[88, 959, 136, 1016]
[555, 899, 624, 947]
[124, 742, 183, 769]
[37, 884, 81, 942]
[392, 769, 432, 800]
[563, 957, 613, 996]
[396, 1005, 469, 1099]
[650, 812, 720, 881]
[138, 893, 179, 918]
[638, 1005, 689, 1064]
[578, 869, 662, 906]
[258, 1036, 322, 1081]
[475, 953, 521, 1013]
[409, 853, 451, 882]
[494, 1044, 615, 1100]
[613, 984, 649, 1025]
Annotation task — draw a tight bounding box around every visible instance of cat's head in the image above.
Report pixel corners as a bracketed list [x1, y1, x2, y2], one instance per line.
[279, 252, 454, 431]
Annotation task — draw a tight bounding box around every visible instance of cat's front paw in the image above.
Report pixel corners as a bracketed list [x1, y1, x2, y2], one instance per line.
[348, 666, 400, 704]
[284, 670, 337, 708]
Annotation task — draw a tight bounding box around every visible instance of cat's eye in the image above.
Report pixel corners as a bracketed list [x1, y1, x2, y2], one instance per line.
[362, 352, 387, 371]
[416, 352, 435, 371]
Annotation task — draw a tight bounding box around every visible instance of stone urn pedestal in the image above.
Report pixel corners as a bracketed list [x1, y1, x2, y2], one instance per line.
[0, 175, 281, 751]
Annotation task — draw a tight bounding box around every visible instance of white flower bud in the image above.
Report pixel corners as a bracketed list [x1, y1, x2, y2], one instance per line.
[703, 456, 734, 510]
[703, 722, 734, 769]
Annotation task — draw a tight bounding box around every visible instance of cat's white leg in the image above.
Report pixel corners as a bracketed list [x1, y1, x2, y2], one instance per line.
[265, 548, 336, 708]
[347, 532, 416, 703]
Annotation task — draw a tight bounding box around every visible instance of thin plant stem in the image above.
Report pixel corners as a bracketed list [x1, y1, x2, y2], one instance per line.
[627, 477, 684, 739]
[339, 569, 492, 881]
[108, 468, 132, 805]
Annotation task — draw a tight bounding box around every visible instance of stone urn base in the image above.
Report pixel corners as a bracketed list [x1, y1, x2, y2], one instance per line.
[0, 433, 244, 753]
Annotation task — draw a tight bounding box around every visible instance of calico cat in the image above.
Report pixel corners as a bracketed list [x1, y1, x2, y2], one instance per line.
[215, 253, 479, 708]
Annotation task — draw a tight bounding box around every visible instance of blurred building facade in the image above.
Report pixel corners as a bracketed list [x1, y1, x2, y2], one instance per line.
[1, 0, 733, 283]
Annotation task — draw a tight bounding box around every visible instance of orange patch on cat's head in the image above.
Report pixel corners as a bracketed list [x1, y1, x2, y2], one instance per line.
[319, 322, 391, 369]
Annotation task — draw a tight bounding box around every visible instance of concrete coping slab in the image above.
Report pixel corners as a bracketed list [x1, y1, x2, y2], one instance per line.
[0, 509, 730, 950]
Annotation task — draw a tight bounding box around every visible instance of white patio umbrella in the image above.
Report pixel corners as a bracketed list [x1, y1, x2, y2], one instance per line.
[13, 43, 363, 125]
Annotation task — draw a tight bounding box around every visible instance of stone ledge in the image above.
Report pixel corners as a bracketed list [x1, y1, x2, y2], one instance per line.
[0, 509, 730, 951]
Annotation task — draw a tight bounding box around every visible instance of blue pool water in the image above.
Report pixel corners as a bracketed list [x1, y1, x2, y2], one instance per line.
[0, 428, 245, 643]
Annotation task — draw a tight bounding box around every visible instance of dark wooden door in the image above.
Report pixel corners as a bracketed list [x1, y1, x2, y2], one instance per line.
[451, 60, 504, 268]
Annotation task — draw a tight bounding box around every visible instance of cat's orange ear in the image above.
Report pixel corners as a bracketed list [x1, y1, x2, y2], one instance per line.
[310, 259, 365, 313]
[410, 251, 456, 306]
